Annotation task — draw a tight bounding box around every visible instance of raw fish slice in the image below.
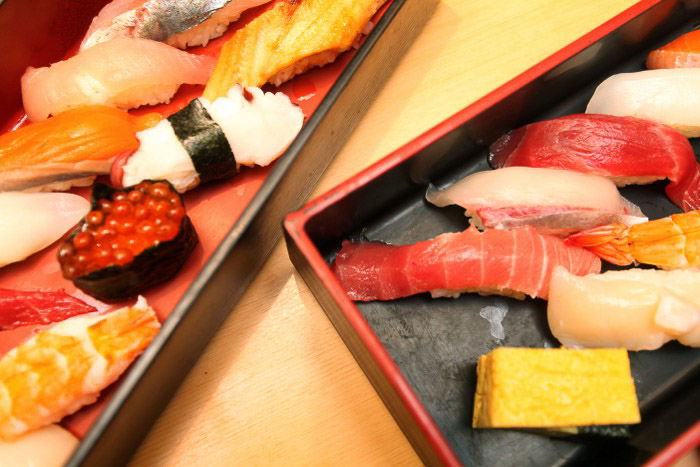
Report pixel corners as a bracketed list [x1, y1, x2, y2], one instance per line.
[81, 0, 271, 50]
[488, 114, 700, 212]
[647, 29, 700, 69]
[548, 267, 700, 350]
[0, 106, 160, 192]
[0, 192, 90, 268]
[586, 69, 700, 137]
[0, 289, 96, 331]
[426, 167, 646, 236]
[204, 0, 386, 96]
[0, 297, 159, 439]
[332, 226, 601, 301]
[0, 425, 78, 467]
[115, 84, 303, 192]
[21, 38, 215, 121]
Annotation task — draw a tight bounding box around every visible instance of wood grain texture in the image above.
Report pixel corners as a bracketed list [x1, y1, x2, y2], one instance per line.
[129, 0, 639, 464]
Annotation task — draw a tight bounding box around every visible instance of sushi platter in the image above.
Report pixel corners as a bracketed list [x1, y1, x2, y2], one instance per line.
[0, 0, 435, 464]
[284, 0, 700, 465]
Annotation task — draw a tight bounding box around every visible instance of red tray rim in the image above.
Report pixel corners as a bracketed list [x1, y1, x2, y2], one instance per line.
[283, 0, 691, 464]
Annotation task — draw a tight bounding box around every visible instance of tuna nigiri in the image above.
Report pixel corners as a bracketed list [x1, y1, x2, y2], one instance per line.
[81, 0, 272, 50]
[647, 29, 700, 69]
[0, 192, 90, 268]
[0, 297, 159, 439]
[21, 38, 215, 121]
[548, 267, 700, 350]
[204, 0, 386, 96]
[0, 106, 159, 192]
[333, 226, 601, 301]
[0, 289, 96, 331]
[488, 114, 700, 212]
[113, 84, 303, 192]
[426, 167, 646, 236]
[586, 69, 700, 137]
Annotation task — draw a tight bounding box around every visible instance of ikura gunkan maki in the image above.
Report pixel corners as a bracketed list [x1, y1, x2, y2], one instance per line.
[58, 180, 198, 300]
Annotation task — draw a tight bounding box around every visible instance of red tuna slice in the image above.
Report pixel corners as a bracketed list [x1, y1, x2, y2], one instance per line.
[488, 114, 700, 212]
[332, 226, 601, 301]
[647, 29, 700, 69]
[0, 289, 97, 331]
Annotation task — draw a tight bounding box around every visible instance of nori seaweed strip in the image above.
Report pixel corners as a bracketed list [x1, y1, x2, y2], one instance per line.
[168, 99, 238, 184]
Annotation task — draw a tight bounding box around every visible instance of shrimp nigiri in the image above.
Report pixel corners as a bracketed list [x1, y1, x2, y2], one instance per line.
[647, 29, 700, 69]
[0, 106, 159, 192]
[548, 267, 700, 350]
[21, 38, 215, 121]
[333, 226, 601, 301]
[0, 297, 160, 440]
[567, 210, 700, 269]
[426, 167, 646, 236]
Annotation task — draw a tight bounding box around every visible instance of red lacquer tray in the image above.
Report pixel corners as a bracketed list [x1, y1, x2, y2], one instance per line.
[284, 1, 700, 465]
[0, 0, 431, 464]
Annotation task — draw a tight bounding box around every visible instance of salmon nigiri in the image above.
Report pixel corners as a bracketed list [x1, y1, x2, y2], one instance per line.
[0, 297, 160, 439]
[647, 29, 700, 69]
[333, 226, 601, 301]
[0, 106, 159, 192]
[21, 38, 215, 121]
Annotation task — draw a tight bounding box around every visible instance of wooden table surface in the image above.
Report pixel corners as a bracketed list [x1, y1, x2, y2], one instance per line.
[129, 0, 640, 465]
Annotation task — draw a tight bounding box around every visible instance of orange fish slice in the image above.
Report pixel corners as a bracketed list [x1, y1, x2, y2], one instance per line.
[0, 105, 159, 192]
[0, 297, 160, 440]
[647, 29, 700, 69]
[204, 0, 386, 98]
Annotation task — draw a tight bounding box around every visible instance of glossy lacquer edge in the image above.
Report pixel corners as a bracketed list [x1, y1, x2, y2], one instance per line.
[66, 1, 408, 465]
[283, 1, 677, 465]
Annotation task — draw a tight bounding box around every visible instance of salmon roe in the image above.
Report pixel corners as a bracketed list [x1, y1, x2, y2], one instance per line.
[59, 181, 186, 279]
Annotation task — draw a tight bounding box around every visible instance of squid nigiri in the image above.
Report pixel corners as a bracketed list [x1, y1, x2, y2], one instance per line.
[81, 0, 272, 50]
[204, 0, 386, 95]
[0, 297, 160, 440]
[0, 192, 90, 268]
[426, 167, 646, 236]
[112, 84, 303, 192]
[488, 114, 700, 212]
[333, 226, 601, 301]
[647, 29, 700, 69]
[548, 267, 700, 350]
[0, 106, 159, 192]
[21, 38, 215, 121]
[586, 69, 700, 137]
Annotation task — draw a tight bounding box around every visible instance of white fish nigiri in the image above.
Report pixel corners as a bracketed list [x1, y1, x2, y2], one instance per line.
[426, 167, 646, 236]
[117, 84, 304, 192]
[586, 69, 700, 137]
[0, 192, 90, 267]
[81, 0, 271, 50]
[21, 38, 215, 121]
[0, 425, 78, 467]
[547, 267, 700, 350]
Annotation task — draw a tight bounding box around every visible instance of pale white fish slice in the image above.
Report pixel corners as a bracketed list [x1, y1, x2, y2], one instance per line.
[0, 424, 78, 467]
[0, 192, 90, 267]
